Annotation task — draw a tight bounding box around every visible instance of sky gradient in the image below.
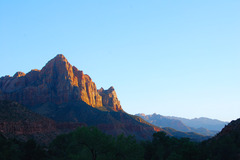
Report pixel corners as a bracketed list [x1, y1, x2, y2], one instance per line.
[1, 0, 240, 121]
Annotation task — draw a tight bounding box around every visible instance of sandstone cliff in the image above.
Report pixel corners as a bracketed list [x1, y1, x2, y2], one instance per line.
[98, 86, 122, 111]
[0, 54, 121, 110]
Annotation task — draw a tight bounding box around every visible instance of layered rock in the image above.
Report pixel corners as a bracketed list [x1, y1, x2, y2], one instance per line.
[98, 86, 122, 111]
[0, 100, 58, 143]
[0, 100, 87, 144]
[0, 54, 117, 109]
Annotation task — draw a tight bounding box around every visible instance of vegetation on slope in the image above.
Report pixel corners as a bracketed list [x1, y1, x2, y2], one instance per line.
[1, 125, 240, 160]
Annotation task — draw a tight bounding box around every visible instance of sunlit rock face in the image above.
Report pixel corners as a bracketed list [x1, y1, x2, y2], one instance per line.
[98, 87, 122, 111]
[0, 54, 164, 141]
[0, 54, 122, 109]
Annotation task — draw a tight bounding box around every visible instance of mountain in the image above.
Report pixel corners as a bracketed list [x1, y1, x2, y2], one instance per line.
[0, 100, 89, 144]
[136, 113, 192, 132]
[168, 116, 228, 131]
[0, 54, 121, 112]
[0, 54, 212, 141]
[0, 54, 163, 140]
[137, 113, 219, 136]
[0, 100, 160, 143]
[0, 100, 60, 144]
[162, 127, 210, 142]
[31, 100, 164, 140]
[202, 118, 240, 159]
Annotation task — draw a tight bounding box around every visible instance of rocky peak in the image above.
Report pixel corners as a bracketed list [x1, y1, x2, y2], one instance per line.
[13, 72, 26, 78]
[55, 54, 67, 59]
[0, 54, 124, 111]
[98, 87, 104, 93]
[98, 86, 122, 111]
[41, 54, 73, 79]
[138, 113, 146, 117]
[47, 54, 68, 63]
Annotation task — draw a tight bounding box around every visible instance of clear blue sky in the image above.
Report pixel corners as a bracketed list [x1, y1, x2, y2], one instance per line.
[1, 0, 239, 122]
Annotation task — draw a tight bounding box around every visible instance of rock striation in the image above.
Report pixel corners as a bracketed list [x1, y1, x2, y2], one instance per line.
[0, 54, 121, 111]
[0, 100, 86, 144]
[0, 100, 58, 143]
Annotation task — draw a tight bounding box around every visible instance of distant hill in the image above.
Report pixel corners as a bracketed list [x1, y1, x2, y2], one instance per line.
[136, 113, 223, 136]
[136, 113, 192, 132]
[168, 116, 228, 131]
[162, 127, 210, 142]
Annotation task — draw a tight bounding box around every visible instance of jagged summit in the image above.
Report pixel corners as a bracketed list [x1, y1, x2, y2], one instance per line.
[55, 54, 67, 59]
[0, 54, 122, 111]
[98, 86, 122, 111]
[98, 86, 115, 93]
[44, 54, 69, 69]
[13, 71, 25, 78]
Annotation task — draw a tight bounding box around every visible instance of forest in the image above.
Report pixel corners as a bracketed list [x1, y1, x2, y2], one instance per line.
[0, 126, 239, 160]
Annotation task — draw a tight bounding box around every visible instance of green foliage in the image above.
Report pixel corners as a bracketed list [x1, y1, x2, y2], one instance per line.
[0, 136, 22, 160]
[0, 135, 47, 160]
[113, 134, 144, 160]
[143, 132, 200, 160]
[200, 130, 240, 160]
[48, 126, 144, 160]
[1, 127, 240, 160]
[22, 139, 47, 160]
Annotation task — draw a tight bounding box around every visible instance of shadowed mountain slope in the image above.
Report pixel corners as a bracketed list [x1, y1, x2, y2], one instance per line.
[31, 100, 162, 140]
[0, 100, 59, 143]
[201, 118, 240, 160]
[214, 118, 240, 139]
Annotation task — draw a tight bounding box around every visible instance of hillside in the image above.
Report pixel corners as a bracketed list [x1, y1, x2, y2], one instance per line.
[0, 100, 59, 143]
[137, 113, 219, 136]
[169, 116, 228, 131]
[31, 100, 162, 140]
[200, 118, 240, 159]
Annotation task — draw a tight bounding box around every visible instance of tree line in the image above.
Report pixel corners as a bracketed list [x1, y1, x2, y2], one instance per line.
[0, 126, 239, 160]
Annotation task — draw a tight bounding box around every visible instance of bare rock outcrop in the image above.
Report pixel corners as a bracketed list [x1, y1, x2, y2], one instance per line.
[0, 54, 107, 108]
[98, 86, 122, 111]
